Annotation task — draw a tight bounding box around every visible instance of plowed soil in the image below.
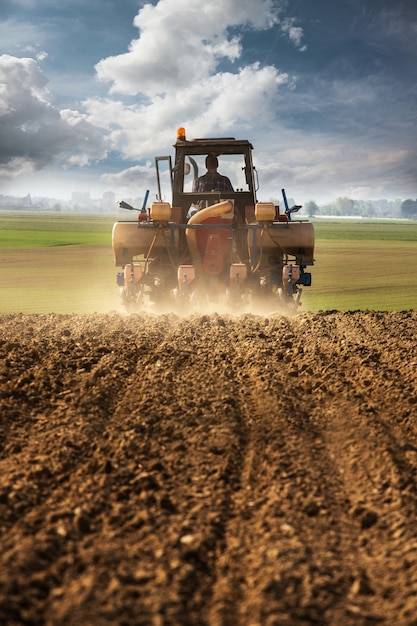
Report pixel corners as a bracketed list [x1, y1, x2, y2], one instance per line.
[1, 310, 417, 626]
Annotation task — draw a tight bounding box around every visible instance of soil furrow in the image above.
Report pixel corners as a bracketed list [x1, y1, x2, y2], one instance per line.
[0, 311, 416, 625]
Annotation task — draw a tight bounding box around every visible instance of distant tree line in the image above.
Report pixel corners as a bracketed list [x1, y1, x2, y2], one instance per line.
[2, 192, 416, 219]
[299, 197, 414, 219]
[400, 199, 417, 219]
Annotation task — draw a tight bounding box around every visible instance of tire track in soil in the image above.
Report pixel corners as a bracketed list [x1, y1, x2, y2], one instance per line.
[206, 315, 359, 626]
[80, 314, 253, 626]
[206, 312, 417, 626]
[313, 396, 417, 625]
[302, 312, 417, 625]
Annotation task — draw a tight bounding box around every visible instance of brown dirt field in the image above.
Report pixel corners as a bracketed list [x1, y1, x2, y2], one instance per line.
[1, 310, 417, 626]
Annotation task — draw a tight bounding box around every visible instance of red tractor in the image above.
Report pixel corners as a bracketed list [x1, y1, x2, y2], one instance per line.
[112, 127, 314, 311]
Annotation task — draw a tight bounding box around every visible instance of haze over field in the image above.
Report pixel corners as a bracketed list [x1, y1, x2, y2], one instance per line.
[0, 0, 416, 203]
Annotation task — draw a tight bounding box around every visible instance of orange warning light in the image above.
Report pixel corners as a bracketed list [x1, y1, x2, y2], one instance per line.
[176, 127, 186, 141]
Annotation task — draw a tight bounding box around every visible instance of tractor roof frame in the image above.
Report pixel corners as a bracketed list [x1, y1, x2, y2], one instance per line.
[169, 138, 258, 216]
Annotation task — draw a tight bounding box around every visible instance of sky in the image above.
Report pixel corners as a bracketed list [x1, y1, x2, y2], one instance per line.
[0, 0, 416, 205]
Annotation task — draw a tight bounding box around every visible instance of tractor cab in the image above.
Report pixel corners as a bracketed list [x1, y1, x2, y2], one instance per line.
[155, 127, 258, 224]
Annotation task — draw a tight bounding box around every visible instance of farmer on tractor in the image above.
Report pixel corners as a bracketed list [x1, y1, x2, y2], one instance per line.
[193, 154, 234, 193]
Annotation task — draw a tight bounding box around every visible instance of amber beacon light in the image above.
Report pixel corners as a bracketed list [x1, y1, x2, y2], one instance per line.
[177, 127, 186, 141]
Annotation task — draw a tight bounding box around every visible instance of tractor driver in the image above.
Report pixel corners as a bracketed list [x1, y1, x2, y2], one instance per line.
[193, 154, 234, 193]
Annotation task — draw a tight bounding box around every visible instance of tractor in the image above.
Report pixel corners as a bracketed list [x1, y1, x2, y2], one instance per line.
[112, 127, 314, 312]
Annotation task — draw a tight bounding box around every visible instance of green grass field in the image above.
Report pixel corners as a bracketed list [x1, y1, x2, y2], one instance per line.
[0, 212, 416, 313]
[302, 219, 417, 311]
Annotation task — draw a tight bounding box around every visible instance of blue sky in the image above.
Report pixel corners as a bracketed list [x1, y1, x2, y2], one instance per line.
[0, 0, 416, 204]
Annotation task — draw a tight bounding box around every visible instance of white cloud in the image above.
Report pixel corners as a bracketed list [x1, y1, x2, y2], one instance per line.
[101, 163, 155, 198]
[86, 0, 293, 165]
[254, 129, 416, 202]
[0, 55, 108, 178]
[0, 17, 48, 56]
[280, 17, 306, 49]
[0, 157, 36, 180]
[36, 51, 48, 62]
[96, 0, 281, 96]
[84, 62, 289, 162]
